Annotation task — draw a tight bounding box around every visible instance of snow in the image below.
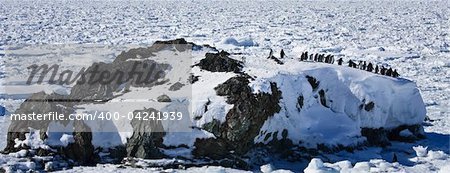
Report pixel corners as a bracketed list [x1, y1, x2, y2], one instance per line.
[260, 164, 274, 173]
[191, 66, 236, 127]
[304, 146, 450, 173]
[163, 128, 215, 148]
[59, 134, 74, 147]
[13, 129, 50, 150]
[251, 60, 425, 147]
[413, 145, 429, 157]
[304, 158, 338, 173]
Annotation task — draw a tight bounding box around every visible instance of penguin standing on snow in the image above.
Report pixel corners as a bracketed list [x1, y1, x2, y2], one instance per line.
[280, 49, 285, 59]
[393, 69, 399, 77]
[362, 61, 367, 70]
[380, 66, 386, 75]
[267, 49, 283, 65]
[375, 65, 379, 74]
[337, 58, 343, 65]
[367, 63, 373, 72]
[307, 52, 312, 61]
[348, 60, 354, 67]
[386, 68, 393, 76]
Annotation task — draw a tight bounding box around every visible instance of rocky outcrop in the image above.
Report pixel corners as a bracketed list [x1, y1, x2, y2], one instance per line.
[194, 75, 282, 158]
[195, 50, 243, 73]
[361, 124, 425, 147]
[4, 92, 74, 153]
[3, 38, 427, 171]
[60, 125, 97, 165]
[157, 94, 171, 102]
[3, 39, 187, 165]
[126, 108, 165, 159]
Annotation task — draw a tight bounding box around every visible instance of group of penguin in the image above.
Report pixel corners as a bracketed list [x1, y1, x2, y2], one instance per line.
[267, 49, 400, 78]
[345, 59, 400, 77]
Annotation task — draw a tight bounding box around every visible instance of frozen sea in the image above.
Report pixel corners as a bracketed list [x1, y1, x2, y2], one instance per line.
[0, 0, 449, 172]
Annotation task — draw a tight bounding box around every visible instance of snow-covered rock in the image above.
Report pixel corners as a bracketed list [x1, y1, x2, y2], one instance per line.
[305, 148, 450, 173]
[3, 39, 427, 170]
[304, 158, 338, 173]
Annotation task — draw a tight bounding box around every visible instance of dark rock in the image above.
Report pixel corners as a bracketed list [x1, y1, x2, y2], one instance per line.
[70, 60, 169, 101]
[188, 74, 200, 84]
[195, 50, 243, 73]
[364, 102, 375, 111]
[217, 158, 249, 170]
[318, 89, 329, 108]
[296, 95, 304, 111]
[126, 108, 166, 159]
[306, 76, 320, 91]
[4, 39, 188, 165]
[157, 94, 172, 102]
[168, 82, 185, 91]
[361, 128, 391, 147]
[387, 124, 425, 142]
[4, 92, 73, 153]
[196, 75, 282, 156]
[51, 121, 98, 165]
[0, 105, 5, 116]
[193, 138, 229, 160]
[361, 124, 425, 147]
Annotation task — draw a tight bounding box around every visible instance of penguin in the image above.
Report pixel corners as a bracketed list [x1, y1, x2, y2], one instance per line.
[393, 69, 399, 77]
[386, 68, 393, 76]
[330, 55, 335, 64]
[268, 49, 274, 59]
[367, 63, 373, 72]
[337, 58, 343, 65]
[380, 66, 386, 75]
[375, 65, 379, 74]
[280, 49, 285, 59]
[362, 61, 367, 70]
[306, 52, 311, 61]
[348, 60, 354, 67]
